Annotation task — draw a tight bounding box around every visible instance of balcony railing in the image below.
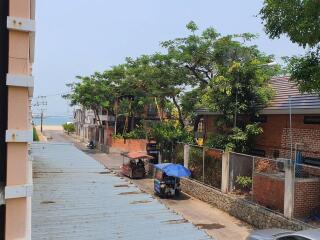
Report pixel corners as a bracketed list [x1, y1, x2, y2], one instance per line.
[99, 115, 115, 122]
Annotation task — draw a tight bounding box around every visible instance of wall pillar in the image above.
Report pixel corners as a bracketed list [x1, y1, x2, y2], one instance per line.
[183, 144, 190, 169]
[284, 159, 295, 219]
[221, 151, 230, 193]
[158, 151, 162, 164]
[5, 0, 35, 239]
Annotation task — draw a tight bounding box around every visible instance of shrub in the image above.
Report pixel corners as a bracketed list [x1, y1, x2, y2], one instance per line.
[124, 126, 146, 139]
[204, 123, 263, 153]
[112, 133, 123, 139]
[33, 127, 39, 141]
[62, 123, 75, 135]
[235, 175, 252, 191]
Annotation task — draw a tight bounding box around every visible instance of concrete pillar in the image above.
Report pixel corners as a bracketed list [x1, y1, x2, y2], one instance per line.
[6, 0, 34, 239]
[183, 144, 190, 169]
[158, 151, 162, 164]
[221, 151, 230, 193]
[284, 159, 295, 219]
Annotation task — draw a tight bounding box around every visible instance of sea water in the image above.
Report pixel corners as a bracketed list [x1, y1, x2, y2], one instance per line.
[33, 116, 73, 126]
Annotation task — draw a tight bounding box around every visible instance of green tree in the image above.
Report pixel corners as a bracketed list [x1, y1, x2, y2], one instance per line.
[161, 22, 278, 131]
[162, 22, 278, 151]
[64, 73, 117, 126]
[260, 0, 320, 93]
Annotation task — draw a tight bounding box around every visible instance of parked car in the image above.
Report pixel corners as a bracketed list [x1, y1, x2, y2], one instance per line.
[247, 229, 320, 240]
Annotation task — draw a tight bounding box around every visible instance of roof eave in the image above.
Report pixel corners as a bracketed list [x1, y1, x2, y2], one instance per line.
[197, 108, 320, 116]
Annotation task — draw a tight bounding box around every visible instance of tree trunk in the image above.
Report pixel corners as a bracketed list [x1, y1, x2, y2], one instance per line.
[172, 95, 185, 129]
[94, 109, 102, 126]
[130, 115, 135, 131]
[114, 98, 118, 135]
[154, 97, 163, 122]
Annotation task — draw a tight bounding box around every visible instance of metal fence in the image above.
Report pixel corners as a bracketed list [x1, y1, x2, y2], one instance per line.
[229, 152, 254, 194]
[163, 142, 320, 225]
[161, 142, 185, 164]
[228, 152, 287, 214]
[187, 145, 223, 189]
[173, 142, 184, 165]
[188, 145, 203, 182]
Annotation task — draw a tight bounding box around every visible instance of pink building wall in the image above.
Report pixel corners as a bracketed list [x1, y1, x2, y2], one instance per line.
[5, 0, 35, 239]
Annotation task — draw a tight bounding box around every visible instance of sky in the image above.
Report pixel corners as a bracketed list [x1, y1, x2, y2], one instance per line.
[33, 0, 305, 116]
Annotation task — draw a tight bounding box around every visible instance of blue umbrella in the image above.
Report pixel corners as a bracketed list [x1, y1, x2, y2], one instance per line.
[154, 163, 191, 178]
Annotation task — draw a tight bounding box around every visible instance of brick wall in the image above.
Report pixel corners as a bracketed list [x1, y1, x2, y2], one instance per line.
[280, 127, 320, 159]
[294, 179, 320, 219]
[181, 178, 312, 230]
[253, 173, 284, 213]
[252, 173, 320, 219]
[204, 114, 320, 159]
[111, 138, 147, 152]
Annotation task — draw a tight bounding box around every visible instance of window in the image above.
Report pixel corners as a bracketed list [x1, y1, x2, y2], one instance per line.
[198, 119, 204, 133]
[147, 104, 157, 116]
[303, 156, 320, 167]
[250, 149, 266, 157]
[273, 149, 280, 159]
[252, 115, 268, 123]
[304, 116, 320, 124]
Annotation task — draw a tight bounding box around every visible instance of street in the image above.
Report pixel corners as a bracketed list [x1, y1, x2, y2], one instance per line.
[32, 142, 211, 240]
[40, 128, 253, 240]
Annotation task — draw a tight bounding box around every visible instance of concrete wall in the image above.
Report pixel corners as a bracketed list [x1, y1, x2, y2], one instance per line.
[181, 178, 312, 230]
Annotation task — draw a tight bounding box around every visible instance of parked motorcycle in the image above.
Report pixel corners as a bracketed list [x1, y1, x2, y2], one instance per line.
[87, 141, 95, 149]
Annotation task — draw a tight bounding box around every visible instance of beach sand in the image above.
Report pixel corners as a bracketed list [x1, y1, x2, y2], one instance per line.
[35, 125, 63, 131]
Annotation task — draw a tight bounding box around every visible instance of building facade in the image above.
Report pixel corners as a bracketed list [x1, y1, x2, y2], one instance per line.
[0, 0, 35, 239]
[197, 76, 320, 163]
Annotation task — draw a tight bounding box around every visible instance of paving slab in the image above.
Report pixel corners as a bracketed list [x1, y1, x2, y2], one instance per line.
[31, 142, 211, 240]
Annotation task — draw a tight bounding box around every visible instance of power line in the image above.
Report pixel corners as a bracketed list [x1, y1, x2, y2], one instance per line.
[32, 92, 71, 99]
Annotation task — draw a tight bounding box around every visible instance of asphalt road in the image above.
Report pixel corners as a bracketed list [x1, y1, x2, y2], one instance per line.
[41, 128, 253, 240]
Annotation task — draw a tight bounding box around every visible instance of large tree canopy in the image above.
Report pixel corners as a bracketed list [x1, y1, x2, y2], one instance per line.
[260, 0, 320, 94]
[66, 21, 279, 152]
[260, 0, 320, 47]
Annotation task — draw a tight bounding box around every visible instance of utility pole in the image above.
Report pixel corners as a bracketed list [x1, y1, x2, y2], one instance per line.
[33, 96, 47, 132]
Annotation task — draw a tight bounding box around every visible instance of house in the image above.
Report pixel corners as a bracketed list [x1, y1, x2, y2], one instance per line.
[73, 103, 163, 152]
[196, 76, 320, 163]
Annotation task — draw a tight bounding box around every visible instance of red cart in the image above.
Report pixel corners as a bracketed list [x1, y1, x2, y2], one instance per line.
[121, 152, 153, 179]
